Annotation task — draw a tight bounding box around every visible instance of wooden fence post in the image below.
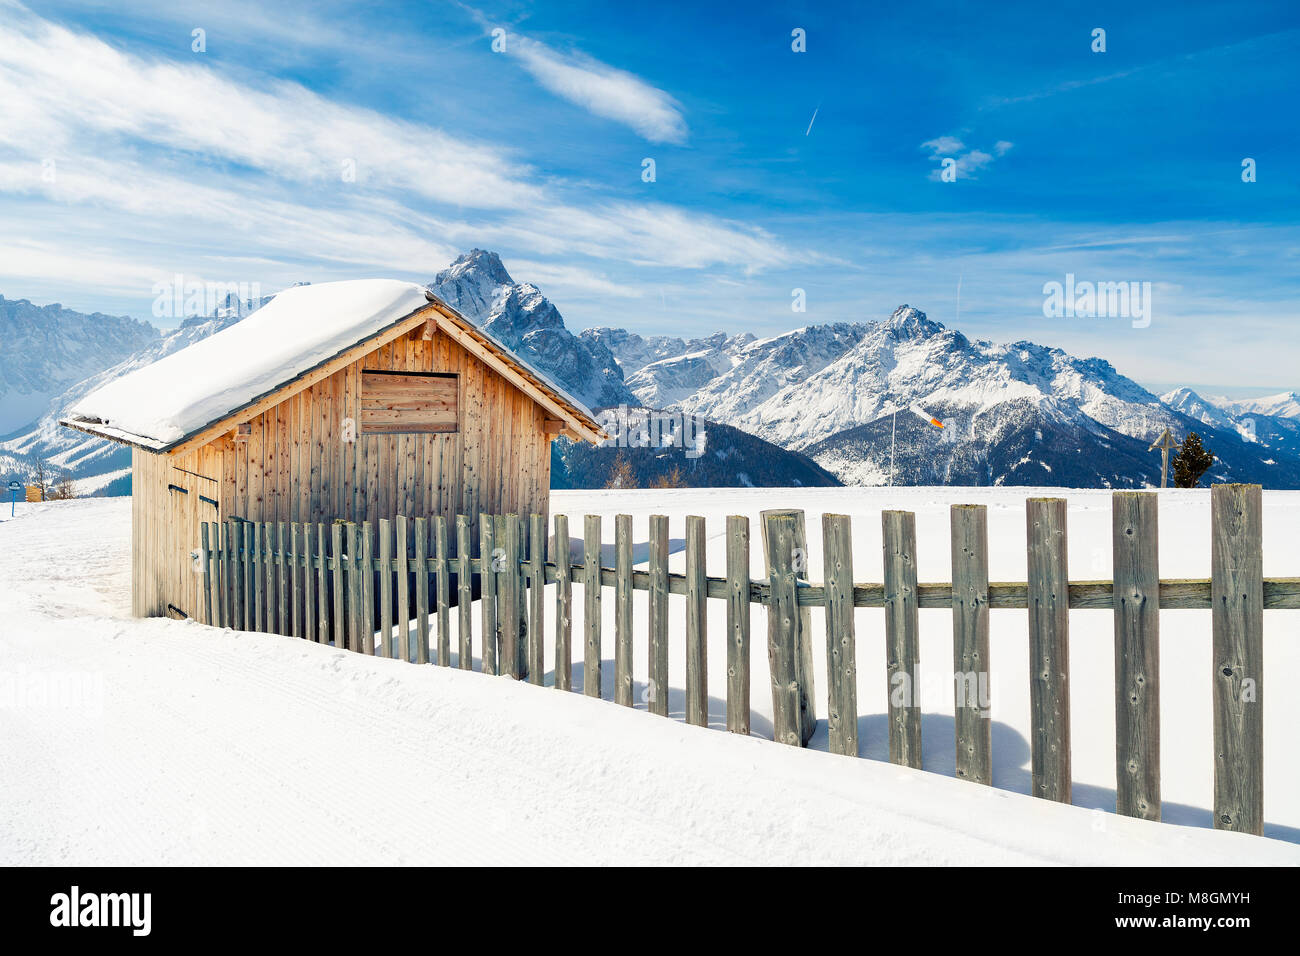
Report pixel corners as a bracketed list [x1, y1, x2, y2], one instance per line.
[685, 515, 708, 727]
[951, 504, 992, 785]
[435, 516, 450, 666]
[726, 515, 751, 735]
[277, 523, 288, 636]
[583, 515, 602, 698]
[883, 510, 922, 769]
[1112, 491, 1159, 820]
[335, 522, 351, 650]
[1211, 483, 1263, 835]
[480, 514, 498, 675]
[822, 513, 858, 757]
[290, 522, 301, 638]
[348, 522, 363, 653]
[763, 512, 804, 746]
[759, 509, 816, 744]
[554, 513, 572, 691]
[501, 515, 522, 680]
[265, 523, 276, 634]
[378, 518, 392, 658]
[647, 514, 669, 716]
[315, 522, 328, 644]
[201, 523, 213, 626]
[457, 515, 472, 670]
[360, 521, 374, 655]
[221, 521, 232, 628]
[529, 513, 546, 686]
[243, 522, 254, 633]
[1026, 497, 1070, 802]
[395, 516, 409, 662]
[414, 516, 430, 664]
[614, 514, 634, 706]
[304, 524, 316, 643]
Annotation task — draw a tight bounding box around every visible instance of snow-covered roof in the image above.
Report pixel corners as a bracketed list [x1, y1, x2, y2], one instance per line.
[61, 279, 604, 450]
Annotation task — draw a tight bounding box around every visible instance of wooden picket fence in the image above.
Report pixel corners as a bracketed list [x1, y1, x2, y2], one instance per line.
[196, 484, 1295, 837]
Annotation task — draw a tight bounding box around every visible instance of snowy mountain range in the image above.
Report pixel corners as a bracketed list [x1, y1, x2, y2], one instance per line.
[4, 249, 1298, 490]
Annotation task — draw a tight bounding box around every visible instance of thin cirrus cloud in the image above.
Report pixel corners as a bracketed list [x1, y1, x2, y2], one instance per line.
[0, 2, 795, 319]
[506, 34, 688, 145]
[921, 135, 1013, 181]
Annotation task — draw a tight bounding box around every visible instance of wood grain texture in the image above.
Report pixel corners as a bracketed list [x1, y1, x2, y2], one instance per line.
[725, 515, 751, 736]
[950, 504, 991, 785]
[1211, 483, 1263, 835]
[647, 514, 669, 717]
[882, 510, 922, 769]
[1026, 498, 1071, 803]
[529, 513, 546, 685]
[685, 515, 708, 727]
[415, 517, 430, 665]
[583, 515, 602, 698]
[457, 515, 473, 670]
[758, 509, 816, 744]
[395, 516, 410, 662]
[480, 514, 498, 675]
[614, 514, 634, 707]
[821, 514, 858, 757]
[763, 513, 804, 746]
[1112, 492, 1159, 820]
[554, 513, 572, 691]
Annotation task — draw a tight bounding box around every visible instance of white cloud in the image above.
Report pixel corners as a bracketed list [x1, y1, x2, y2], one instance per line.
[508, 36, 687, 144]
[0, 2, 799, 318]
[922, 135, 1011, 181]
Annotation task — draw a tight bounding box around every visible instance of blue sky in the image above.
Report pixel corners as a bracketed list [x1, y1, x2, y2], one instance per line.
[1, 0, 1297, 395]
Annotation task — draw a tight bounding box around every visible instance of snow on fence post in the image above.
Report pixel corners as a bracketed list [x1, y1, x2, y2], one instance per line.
[554, 513, 572, 690]
[529, 513, 546, 686]
[647, 514, 670, 716]
[303, 524, 316, 643]
[480, 514, 498, 675]
[822, 513, 858, 757]
[414, 516, 430, 665]
[395, 516, 410, 661]
[725, 515, 751, 736]
[1211, 483, 1264, 835]
[951, 504, 992, 785]
[583, 515, 602, 697]
[614, 514, 634, 706]
[759, 509, 816, 744]
[360, 521, 374, 655]
[763, 512, 804, 746]
[378, 519, 392, 657]
[457, 515, 472, 670]
[1112, 492, 1159, 820]
[685, 515, 708, 728]
[315, 522, 328, 644]
[882, 510, 923, 769]
[500, 515, 522, 680]
[1026, 498, 1071, 803]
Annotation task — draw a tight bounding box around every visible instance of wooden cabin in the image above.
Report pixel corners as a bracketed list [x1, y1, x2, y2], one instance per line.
[60, 280, 605, 620]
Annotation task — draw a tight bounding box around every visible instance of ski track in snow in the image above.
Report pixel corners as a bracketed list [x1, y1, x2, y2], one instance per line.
[3, 493, 1300, 865]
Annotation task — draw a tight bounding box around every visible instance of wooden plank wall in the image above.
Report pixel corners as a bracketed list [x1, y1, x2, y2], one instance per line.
[137, 327, 552, 621]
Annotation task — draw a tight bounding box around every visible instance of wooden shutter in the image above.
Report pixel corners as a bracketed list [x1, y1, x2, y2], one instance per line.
[360, 370, 459, 434]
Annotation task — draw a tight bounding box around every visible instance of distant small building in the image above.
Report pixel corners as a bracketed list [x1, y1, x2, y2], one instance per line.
[61, 280, 605, 619]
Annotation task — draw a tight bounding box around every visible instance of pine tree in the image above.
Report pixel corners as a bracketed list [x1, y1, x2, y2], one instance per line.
[1172, 432, 1214, 488]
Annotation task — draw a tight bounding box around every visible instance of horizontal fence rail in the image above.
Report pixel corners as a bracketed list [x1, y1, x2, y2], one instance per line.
[197, 484, 1284, 838]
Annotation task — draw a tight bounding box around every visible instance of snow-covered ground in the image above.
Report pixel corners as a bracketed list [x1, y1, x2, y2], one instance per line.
[3, 489, 1299, 865]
